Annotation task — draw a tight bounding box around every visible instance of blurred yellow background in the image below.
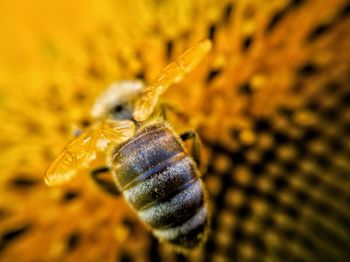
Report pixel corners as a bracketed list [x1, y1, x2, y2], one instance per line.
[0, 0, 350, 261]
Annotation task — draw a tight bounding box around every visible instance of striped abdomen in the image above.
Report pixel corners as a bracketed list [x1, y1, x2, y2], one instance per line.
[111, 123, 208, 249]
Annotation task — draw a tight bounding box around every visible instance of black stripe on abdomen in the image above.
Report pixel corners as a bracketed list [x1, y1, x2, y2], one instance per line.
[137, 180, 204, 229]
[153, 205, 208, 249]
[111, 125, 184, 190]
[123, 155, 197, 210]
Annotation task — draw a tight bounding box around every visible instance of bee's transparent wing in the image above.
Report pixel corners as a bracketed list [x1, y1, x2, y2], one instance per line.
[44, 120, 135, 186]
[133, 39, 212, 122]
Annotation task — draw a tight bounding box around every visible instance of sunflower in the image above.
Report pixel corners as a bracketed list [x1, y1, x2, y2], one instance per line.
[0, 0, 349, 261]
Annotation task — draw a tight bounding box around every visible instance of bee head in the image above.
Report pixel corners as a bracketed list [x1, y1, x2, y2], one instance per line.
[91, 80, 144, 121]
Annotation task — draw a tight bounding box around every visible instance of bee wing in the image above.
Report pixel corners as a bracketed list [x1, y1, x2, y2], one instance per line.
[133, 39, 212, 122]
[44, 120, 135, 186]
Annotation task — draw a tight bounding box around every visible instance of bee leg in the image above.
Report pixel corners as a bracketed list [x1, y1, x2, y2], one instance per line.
[91, 167, 120, 196]
[180, 131, 201, 168]
[159, 103, 188, 122]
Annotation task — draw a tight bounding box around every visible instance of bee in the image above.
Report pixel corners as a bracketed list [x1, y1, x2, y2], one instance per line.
[45, 40, 212, 250]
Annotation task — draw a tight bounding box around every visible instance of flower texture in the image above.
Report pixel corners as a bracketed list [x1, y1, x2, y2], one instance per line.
[0, 0, 350, 261]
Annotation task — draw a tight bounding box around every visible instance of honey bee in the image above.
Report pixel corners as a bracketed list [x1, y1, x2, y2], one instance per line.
[45, 40, 212, 250]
